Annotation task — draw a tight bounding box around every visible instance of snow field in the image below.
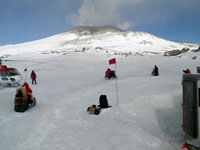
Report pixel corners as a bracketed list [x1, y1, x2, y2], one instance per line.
[0, 52, 199, 150]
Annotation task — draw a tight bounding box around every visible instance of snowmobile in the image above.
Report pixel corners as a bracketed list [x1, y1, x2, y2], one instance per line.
[0, 65, 22, 87]
[14, 87, 36, 112]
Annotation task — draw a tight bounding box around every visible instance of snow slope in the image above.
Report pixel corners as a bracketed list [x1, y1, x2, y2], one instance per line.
[0, 52, 199, 150]
[0, 26, 199, 57]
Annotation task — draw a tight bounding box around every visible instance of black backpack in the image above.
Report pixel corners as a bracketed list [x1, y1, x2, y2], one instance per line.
[99, 95, 108, 108]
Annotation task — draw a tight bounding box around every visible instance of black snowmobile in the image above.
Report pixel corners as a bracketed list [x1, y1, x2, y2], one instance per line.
[14, 87, 36, 112]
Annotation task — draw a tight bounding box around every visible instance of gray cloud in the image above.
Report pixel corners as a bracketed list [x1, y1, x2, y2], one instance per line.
[67, 0, 200, 30]
[67, 0, 140, 30]
[117, 21, 134, 30]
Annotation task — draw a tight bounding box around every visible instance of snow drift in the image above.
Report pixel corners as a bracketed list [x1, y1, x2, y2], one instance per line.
[1, 52, 199, 150]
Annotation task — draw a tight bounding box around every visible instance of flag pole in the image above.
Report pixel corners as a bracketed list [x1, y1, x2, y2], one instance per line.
[115, 63, 119, 105]
[24, 67, 27, 83]
[109, 58, 119, 105]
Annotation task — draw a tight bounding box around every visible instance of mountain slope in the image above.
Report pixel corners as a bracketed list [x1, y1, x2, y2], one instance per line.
[0, 26, 199, 57]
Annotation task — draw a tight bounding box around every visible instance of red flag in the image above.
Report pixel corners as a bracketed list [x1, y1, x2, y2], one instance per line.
[24, 68, 27, 72]
[181, 143, 186, 149]
[109, 58, 116, 65]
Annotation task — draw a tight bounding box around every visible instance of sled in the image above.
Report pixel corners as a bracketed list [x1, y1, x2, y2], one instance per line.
[185, 139, 200, 150]
[0, 82, 20, 89]
[14, 98, 36, 112]
[98, 105, 112, 109]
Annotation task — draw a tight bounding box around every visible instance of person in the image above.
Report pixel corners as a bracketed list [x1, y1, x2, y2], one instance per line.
[152, 65, 159, 76]
[87, 105, 101, 115]
[31, 70, 37, 85]
[105, 68, 116, 79]
[183, 69, 191, 74]
[22, 82, 34, 104]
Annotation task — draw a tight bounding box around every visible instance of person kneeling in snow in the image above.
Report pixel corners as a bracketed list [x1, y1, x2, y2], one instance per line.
[152, 65, 159, 76]
[183, 69, 191, 74]
[105, 68, 116, 80]
[87, 105, 101, 115]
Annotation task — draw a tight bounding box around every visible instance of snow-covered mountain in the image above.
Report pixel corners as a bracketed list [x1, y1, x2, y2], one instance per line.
[0, 26, 199, 57]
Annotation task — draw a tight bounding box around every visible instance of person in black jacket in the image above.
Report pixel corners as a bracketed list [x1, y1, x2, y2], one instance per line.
[152, 65, 159, 76]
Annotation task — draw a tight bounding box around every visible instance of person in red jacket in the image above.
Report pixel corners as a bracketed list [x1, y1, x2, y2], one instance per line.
[183, 69, 191, 74]
[22, 82, 32, 93]
[31, 70, 37, 85]
[105, 68, 113, 79]
[105, 68, 117, 79]
[22, 82, 34, 104]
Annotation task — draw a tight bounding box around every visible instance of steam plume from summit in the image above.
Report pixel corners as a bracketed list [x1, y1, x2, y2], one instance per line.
[68, 0, 135, 30]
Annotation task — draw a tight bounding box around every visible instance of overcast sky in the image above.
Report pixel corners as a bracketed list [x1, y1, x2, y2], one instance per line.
[0, 0, 200, 46]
